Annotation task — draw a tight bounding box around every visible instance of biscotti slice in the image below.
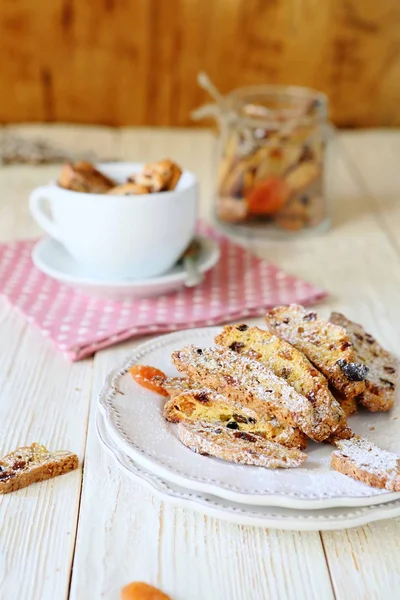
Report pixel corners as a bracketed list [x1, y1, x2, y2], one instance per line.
[0, 443, 78, 494]
[331, 437, 400, 491]
[177, 422, 307, 468]
[265, 304, 368, 398]
[330, 312, 397, 412]
[164, 389, 308, 449]
[216, 324, 345, 439]
[161, 376, 196, 399]
[58, 161, 115, 193]
[171, 345, 330, 442]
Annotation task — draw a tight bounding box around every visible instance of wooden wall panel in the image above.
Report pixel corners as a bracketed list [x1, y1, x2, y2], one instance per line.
[0, 0, 400, 127]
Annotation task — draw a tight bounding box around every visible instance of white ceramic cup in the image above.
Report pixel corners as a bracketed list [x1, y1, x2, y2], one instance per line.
[29, 162, 198, 279]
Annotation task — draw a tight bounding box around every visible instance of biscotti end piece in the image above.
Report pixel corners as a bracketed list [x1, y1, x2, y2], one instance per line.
[265, 304, 368, 399]
[331, 437, 400, 491]
[216, 324, 345, 439]
[330, 312, 397, 412]
[0, 443, 79, 495]
[171, 344, 325, 441]
[164, 389, 308, 449]
[178, 421, 307, 469]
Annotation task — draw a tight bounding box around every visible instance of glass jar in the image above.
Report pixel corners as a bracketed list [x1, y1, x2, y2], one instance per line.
[213, 85, 330, 236]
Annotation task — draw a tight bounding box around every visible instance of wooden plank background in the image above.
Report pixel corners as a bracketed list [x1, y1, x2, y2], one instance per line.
[0, 0, 399, 128]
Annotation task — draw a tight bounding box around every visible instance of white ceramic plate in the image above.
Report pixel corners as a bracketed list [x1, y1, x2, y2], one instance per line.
[96, 409, 400, 531]
[98, 326, 400, 509]
[32, 235, 220, 299]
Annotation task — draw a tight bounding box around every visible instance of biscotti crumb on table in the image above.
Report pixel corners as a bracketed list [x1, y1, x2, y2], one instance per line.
[0, 443, 78, 495]
[121, 581, 171, 600]
[265, 304, 368, 399]
[215, 324, 346, 440]
[331, 436, 400, 491]
[172, 344, 330, 442]
[164, 387, 308, 449]
[178, 421, 307, 468]
[330, 312, 398, 412]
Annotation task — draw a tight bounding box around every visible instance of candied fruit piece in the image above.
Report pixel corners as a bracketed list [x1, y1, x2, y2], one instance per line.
[246, 177, 290, 216]
[129, 365, 168, 396]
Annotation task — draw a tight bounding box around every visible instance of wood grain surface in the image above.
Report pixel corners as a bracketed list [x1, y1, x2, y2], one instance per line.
[1, 125, 400, 599]
[0, 0, 400, 127]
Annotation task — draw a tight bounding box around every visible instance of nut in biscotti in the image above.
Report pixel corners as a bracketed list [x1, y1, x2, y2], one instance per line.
[0, 443, 78, 494]
[331, 436, 400, 491]
[172, 345, 331, 442]
[177, 421, 307, 468]
[215, 324, 346, 439]
[164, 387, 308, 449]
[330, 312, 398, 412]
[265, 304, 368, 399]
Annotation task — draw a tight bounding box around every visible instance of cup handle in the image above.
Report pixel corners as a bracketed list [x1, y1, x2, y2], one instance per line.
[29, 185, 62, 241]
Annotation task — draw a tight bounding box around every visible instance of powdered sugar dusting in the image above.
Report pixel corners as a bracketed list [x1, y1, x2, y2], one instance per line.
[164, 383, 306, 448]
[177, 421, 307, 468]
[172, 344, 316, 437]
[334, 437, 399, 475]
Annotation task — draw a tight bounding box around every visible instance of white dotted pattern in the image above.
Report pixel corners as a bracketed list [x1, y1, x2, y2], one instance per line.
[0, 224, 326, 361]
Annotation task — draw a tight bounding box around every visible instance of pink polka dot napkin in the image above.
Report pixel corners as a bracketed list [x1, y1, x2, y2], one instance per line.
[0, 225, 326, 361]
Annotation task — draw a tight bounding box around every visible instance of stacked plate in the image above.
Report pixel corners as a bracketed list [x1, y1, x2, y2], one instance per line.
[97, 326, 400, 531]
[33, 235, 220, 300]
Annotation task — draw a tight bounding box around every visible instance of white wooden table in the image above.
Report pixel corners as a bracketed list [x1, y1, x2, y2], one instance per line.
[1, 125, 400, 600]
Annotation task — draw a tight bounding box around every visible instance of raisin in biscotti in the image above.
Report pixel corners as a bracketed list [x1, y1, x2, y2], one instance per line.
[215, 324, 345, 439]
[0, 443, 78, 494]
[178, 422, 307, 468]
[164, 388, 308, 449]
[331, 437, 400, 491]
[265, 305, 368, 399]
[330, 312, 397, 412]
[172, 345, 332, 442]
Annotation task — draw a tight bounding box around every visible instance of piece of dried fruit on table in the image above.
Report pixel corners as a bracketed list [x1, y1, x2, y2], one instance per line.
[246, 177, 290, 216]
[121, 581, 171, 600]
[129, 365, 168, 396]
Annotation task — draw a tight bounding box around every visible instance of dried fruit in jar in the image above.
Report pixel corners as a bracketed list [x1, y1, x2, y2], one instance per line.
[121, 581, 171, 600]
[246, 177, 290, 216]
[129, 365, 168, 396]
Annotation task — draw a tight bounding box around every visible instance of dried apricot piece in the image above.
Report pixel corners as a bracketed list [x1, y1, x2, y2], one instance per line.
[129, 365, 168, 396]
[121, 581, 171, 600]
[246, 177, 290, 216]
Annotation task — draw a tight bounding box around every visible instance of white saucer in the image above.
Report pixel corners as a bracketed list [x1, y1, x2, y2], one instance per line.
[32, 235, 220, 299]
[98, 326, 400, 510]
[96, 409, 400, 531]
